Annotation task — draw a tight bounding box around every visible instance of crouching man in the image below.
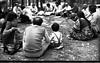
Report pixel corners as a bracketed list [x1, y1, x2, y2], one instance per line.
[23, 17, 50, 58]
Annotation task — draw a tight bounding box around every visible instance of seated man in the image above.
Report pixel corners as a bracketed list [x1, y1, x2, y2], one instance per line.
[62, 3, 71, 11]
[60, 3, 72, 17]
[81, 4, 90, 17]
[23, 17, 50, 58]
[44, 3, 54, 16]
[13, 3, 22, 17]
[53, 1, 63, 16]
[88, 4, 100, 33]
[29, 3, 38, 15]
[22, 6, 34, 22]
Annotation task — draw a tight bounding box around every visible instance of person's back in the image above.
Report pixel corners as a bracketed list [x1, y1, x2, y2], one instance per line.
[88, 4, 100, 32]
[2, 12, 21, 54]
[49, 23, 63, 49]
[23, 17, 50, 58]
[23, 25, 46, 51]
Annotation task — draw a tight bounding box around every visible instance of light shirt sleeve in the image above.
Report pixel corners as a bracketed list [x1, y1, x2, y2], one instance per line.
[90, 13, 98, 26]
[13, 7, 17, 14]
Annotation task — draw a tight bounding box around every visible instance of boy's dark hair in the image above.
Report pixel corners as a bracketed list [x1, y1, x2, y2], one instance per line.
[6, 12, 18, 21]
[47, 3, 50, 7]
[33, 17, 43, 26]
[89, 4, 96, 13]
[51, 23, 59, 32]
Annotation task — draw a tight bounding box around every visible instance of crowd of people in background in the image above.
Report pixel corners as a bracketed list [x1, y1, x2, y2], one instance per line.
[0, 0, 100, 58]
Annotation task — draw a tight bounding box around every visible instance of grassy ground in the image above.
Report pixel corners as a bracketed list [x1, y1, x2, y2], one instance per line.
[0, 16, 99, 61]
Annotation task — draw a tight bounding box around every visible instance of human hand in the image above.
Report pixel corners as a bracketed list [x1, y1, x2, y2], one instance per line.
[11, 27, 18, 31]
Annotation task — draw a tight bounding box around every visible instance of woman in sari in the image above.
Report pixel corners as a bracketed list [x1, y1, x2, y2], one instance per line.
[69, 11, 95, 41]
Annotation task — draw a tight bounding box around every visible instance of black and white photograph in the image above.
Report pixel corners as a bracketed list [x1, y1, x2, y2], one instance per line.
[0, 0, 100, 61]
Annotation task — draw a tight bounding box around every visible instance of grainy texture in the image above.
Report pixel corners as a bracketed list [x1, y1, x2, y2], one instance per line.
[0, 16, 99, 61]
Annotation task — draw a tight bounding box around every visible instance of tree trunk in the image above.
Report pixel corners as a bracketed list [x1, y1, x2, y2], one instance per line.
[91, 0, 95, 4]
[36, 0, 39, 10]
[40, 0, 43, 10]
[22, 0, 24, 5]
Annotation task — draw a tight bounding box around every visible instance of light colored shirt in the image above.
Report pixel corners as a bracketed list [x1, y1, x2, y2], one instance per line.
[49, 31, 62, 43]
[23, 7, 34, 20]
[62, 5, 71, 11]
[44, 5, 54, 12]
[28, 6, 38, 13]
[23, 25, 49, 52]
[82, 8, 90, 17]
[88, 9, 100, 32]
[13, 6, 22, 14]
[53, 4, 63, 13]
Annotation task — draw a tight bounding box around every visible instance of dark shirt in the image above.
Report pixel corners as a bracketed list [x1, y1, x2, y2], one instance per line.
[2, 22, 17, 44]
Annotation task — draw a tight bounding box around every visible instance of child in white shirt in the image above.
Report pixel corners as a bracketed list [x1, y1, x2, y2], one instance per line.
[49, 23, 63, 49]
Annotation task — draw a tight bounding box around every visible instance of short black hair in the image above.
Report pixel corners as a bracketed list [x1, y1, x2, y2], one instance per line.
[33, 17, 43, 26]
[51, 23, 59, 32]
[77, 11, 85, 18]
[6, 12, 18, 21]
[47, 3, 50, 7]
[89, 4, 96, 13]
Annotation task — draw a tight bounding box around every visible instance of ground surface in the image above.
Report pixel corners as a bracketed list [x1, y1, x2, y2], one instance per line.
[0, 16, 99, 61]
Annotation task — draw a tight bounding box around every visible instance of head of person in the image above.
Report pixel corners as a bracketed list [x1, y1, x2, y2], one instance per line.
[51, 23, 59, 32]
[65, 3, 68, 7]
[14, 3, 19, 7]
[89, 4, 96, 14]
[74, 3, 77, 7]
[19, 4, 21, 7]
[55, 1, 60, 6]
[32, 17, 43, 26]
[47, 3, 50, 7]
[82, 4, 88, 9]
[6, 12, 18, 27]
[32, 3, 35, 8]
[77, 11, 85, 18]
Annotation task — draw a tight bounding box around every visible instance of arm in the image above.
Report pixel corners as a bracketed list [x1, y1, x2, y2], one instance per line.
[22, 29, 27, 49]
[91, 14, 98, 26]
[73, 19, 80, 30]
[60, 33, 63, 43]
[3, 22, 13, 35]
[44, 29, 50, 43]
[13, 7, 17, 14]
[23, 31, 26, 43]
[3, 21, 18, 35]
[35, 6, 38, 13]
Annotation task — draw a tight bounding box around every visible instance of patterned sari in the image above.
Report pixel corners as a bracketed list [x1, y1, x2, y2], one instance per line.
[70, 18, 94, 41]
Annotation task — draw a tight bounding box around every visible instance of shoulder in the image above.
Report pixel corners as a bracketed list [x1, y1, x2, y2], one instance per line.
[58, 32, 62, 35]
[79, 18, 87, 23]
[39, 26, 45, 29]
[78, 18, 86, 22]
[54, 32, 62, 35]
[79, 18, 85, 20]
[25, 26, 32, 30]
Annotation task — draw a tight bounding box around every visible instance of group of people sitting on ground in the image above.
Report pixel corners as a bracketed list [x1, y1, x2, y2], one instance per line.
[0, 0, 100, 58]
[1, 12, 63, 57]
[23, 17, 63, 57]
[67, 4, 100, 41]
[12, 1, 72, 23]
